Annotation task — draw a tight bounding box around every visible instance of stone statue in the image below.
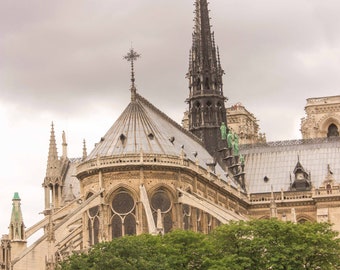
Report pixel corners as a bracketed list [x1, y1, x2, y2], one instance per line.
[240, 154, 245, 171]
[240, 154, 245, 165]
[220, 122, 227, 140]
[227, 130, 233, 149]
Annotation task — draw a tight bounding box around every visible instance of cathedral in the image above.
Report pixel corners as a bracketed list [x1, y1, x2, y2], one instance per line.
[1, 1, 340, 269]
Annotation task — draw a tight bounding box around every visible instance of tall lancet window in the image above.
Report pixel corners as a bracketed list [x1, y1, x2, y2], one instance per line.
[183, 204, 192, 230]
[86, 193, 100, 246]
[111, 190, 136, 238]
[192, 102, 202, 127]
[197, 209, 203, 232]
[151, 188, 173, 233]
[217, 102, 223, 124]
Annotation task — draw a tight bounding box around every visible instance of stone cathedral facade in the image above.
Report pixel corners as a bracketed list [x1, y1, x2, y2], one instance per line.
[1, 1, 340, 269]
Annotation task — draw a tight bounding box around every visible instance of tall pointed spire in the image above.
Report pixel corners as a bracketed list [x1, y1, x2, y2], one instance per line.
[189, 0, 225, 96]
[44, 122, 63, 211]
[46, 122, 59, 177]
[124, 47, 141, 102]
[186, 0, 227, 161]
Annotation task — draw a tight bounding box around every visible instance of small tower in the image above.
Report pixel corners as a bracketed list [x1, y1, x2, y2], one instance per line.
[186, 0, 227, 161]
[9, 192, 27, 258]
[43, 123, 63, 211]
[290, 158, 311, 191]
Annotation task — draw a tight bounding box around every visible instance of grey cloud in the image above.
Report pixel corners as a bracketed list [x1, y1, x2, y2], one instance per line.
[2, 0, 340, 235]
[1, 0, 340, 139]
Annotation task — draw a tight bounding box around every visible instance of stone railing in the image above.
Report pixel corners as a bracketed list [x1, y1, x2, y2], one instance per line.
[76, 154, 249, 201]
[77, 154, 189, 173]
[250, 191, 313, 204]
[315, 186, 340, 196]
[306, 96, 340, 105]
[241, 137, 340, 150]
[250, 187, 340, 204]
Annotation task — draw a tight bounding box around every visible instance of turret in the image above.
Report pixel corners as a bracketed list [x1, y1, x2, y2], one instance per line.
[43, 123, 63, 211]
[186, 0, 227, 162]
[9, 192, 27, 258]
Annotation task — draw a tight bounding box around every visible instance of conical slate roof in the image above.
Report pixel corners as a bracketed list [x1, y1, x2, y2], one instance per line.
[86, 93, 228, 181]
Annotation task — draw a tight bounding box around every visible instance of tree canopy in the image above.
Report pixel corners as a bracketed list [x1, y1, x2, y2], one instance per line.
[58, 219, 340, 270]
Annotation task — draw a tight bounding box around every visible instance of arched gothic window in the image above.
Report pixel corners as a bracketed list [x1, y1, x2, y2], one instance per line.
[216, 102, 223, 124]
[192, 102, 201, 127]
[207, 214, 212, 233]
[86, 193, 100, 246]
[183, 204, 191, 230]
[205, 77, 210, 89]
[206, 101, 213, 123]
[298, 218, 308, 224]
[327, 124, 339, 137]
[197, 209, 203, 232]
[151, 189, 173, 233]
[111, 191, 136, 238]
[196, 77, 201, 91]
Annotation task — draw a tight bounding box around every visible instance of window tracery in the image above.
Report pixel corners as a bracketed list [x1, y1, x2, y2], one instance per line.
[151, 189, 173, 233]
[111, 191, 136, 238]
[86, 193, 100, 246]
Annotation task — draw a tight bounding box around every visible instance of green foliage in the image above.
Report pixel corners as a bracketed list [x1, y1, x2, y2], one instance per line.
[162, 230, 213, 269]
[209, 219, 340, 270]
[59, 220, 340, 270]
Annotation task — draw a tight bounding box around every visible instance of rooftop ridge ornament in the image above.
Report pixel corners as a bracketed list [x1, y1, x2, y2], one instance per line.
[124, 47, 141, 102]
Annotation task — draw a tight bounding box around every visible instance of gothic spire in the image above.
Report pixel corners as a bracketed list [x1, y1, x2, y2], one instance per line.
[44, 122, 63, 210]
[188, 0, 225, 97]
[186, 0, 227, 162]
[46, 122, 60, 177]
[9, 192, 26, 241]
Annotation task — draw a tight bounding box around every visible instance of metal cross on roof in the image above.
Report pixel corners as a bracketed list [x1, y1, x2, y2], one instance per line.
[124, 48, 141, 63]
[124, 48, 141, 101]
[124, 48, 141, 84]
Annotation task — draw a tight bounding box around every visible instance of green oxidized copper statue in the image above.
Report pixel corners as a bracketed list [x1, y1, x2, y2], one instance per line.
[227, 130, 233, 149]
[220, 122, 227, 140]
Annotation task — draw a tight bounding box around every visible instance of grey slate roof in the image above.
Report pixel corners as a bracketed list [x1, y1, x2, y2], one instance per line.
[86, 93, 230, 182]
[62, 158, 81, 200]
[241, 138, 340, 193]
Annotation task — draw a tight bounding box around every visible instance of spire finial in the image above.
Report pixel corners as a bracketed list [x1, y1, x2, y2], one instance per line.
[124, 47, 141, 102]
[47, 121, 59, 171]
[82, 139, 87, 161]
[62, 130, 68, 159]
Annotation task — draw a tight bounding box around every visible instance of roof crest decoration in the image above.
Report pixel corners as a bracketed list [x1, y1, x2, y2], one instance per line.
[124, 47, 141, 102]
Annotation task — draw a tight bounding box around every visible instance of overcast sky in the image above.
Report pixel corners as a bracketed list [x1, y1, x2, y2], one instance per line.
[1, 0, 340, 238]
